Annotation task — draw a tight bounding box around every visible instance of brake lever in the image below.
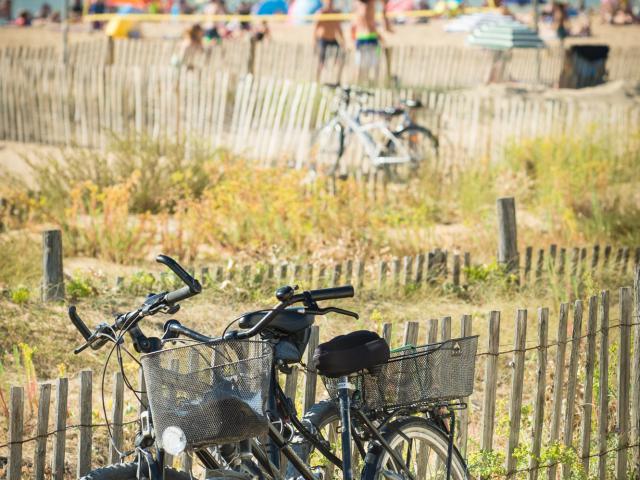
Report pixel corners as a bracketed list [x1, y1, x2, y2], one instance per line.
[307, 307, 359, 319]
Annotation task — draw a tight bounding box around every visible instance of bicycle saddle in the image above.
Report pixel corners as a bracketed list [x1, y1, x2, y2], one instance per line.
[238, 308, 314, 334]
[313, 330, 390, 378]
[400, 99, 423, 109]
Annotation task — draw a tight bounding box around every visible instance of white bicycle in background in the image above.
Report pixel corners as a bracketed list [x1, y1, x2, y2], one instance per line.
[310, 84, 439, 183]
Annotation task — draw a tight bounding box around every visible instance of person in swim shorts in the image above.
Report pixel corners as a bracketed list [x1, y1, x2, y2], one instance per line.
[351, 0, 391, 82]
[313, 0, 345, 80]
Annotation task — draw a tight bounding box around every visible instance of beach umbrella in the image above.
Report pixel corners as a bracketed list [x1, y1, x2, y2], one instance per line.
[288, 0, 322, 24]
[252, 0, 288, 15]
[444, 12, 510, 32]
[467, 18, 544, 49]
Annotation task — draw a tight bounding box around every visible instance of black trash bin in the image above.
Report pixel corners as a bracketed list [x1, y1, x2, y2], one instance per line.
[559, 44, 609, 88]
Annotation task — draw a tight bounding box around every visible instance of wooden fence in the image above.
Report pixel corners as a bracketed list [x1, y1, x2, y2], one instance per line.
[2, 39, 640, 89]
[111, 242, 640, 297]
[1, 62, 638, 171]
[3, 267, 640, 479]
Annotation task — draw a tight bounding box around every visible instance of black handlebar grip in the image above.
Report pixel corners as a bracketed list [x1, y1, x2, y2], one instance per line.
[164, 285, 197, 305]
[308, 285, 355, 301]
[69, 305, 92, 341]
[155, 254, 202, 293]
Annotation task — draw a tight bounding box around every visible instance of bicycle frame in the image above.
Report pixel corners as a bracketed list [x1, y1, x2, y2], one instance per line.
[327, 106, 415, 167]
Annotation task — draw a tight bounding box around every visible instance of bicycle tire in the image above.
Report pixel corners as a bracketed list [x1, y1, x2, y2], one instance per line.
[310, 122, 345, 176]
[362, 416, 468, 480]
[383, 125, 439, 183]
[80, 462, 190, 480]
[286, 400, 363, 480]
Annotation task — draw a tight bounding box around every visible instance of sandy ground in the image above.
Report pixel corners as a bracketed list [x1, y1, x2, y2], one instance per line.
[1, 15, 640, 47]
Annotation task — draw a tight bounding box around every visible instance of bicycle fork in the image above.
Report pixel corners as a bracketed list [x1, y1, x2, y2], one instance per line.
[337, 376, 354, 480]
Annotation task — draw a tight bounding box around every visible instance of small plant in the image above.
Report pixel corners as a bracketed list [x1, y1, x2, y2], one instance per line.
[10, 285, 30, 305]
[127, 271, 157, 295]
[67, 276, 97, 300]
[468, 449, 506, 479]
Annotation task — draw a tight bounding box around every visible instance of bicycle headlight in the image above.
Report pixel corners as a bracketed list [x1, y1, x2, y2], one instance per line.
[162, 426, 187, 456]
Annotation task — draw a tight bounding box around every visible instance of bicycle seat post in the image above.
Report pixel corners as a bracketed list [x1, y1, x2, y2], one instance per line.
[337, 375, 354, 480]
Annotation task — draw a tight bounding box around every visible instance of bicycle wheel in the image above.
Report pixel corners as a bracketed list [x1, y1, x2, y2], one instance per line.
[383, 125, 439, 183]
[310, 122, 345, 176]
[81, 462, 190, 480]
[286, 400, 364, 480]
[362, 416, 467, 480]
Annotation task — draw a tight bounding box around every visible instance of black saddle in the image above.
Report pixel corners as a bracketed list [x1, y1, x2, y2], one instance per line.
[313, 330, 390, 378]
[238, 308, 313, 334]
[400, 99, 423, 109]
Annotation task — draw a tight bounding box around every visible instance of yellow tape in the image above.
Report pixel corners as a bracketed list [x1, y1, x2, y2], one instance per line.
[84, 6, 491, 23]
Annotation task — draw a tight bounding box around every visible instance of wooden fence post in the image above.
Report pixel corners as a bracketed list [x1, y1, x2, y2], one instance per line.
[529, 307, 549, 480]
[481, 311, 500, 452]
[633, 266, 640, 477]
[497, 197, 519, 273]
[617, 287, 632, 479]
[506, 309, 527, 477]
[580, 295, 598, 474]
[34, 383, 52, 480]
[303, 326, 320, 412]
[548, 303, 569, 480]
[78, 370, 93, 477]
[52, 377, 68, 480]
[562, 300, 583, 480]
[42, 229, 64, 301]
[453, 254, 461, 287]
[597, 290, 610, 480]
[110, 371, 124, 464]
[7, 386, 24, 480]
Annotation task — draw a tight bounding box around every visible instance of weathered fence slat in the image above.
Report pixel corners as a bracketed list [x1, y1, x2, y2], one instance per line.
[382, 322, 392, 344]
[458, 314, 472, 456]
[440, 316, 451, 342]
[547, 303, 569, 480]
[34, 382, 52, 480]
[78, 370, 93, 477]
[580, 296, 598, 474]
[597, 290, 610, 480]
[617, 287, 632, 479]
[8, 386, 24, 480]
[52, 377, 68, 480]
[303, 325, 320, 412]
[403, 321, 419, 346]
[506, 309, 527, 477]
[428, 318, 438, 344]
[562, 300, 583, 479]
[529, 307, 548, 480]
[633, 266, 640, 475]
[109, 371, 124, 464]
[481, 311, 500, 451]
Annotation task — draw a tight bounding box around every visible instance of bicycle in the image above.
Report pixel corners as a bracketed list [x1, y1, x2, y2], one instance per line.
[310, 84, 439, 183]
[71, 254, 477, 480]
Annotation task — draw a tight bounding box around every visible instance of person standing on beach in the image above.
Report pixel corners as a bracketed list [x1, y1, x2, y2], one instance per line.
[351, 0, 392, 83]
[313, 0, 345, 80]
[203, 0, 227, 44]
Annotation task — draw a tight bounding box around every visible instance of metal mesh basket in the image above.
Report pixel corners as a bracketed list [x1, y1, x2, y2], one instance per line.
[323, 336, 478, 411]
[141, 339, 273, 448]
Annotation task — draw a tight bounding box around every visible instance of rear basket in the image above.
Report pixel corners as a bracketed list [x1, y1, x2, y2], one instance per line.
[323, 336, 478, 411]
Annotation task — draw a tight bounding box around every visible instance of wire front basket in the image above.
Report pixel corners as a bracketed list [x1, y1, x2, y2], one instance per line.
[323, 336, 478, 411]
[141, 339, 273, 448]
